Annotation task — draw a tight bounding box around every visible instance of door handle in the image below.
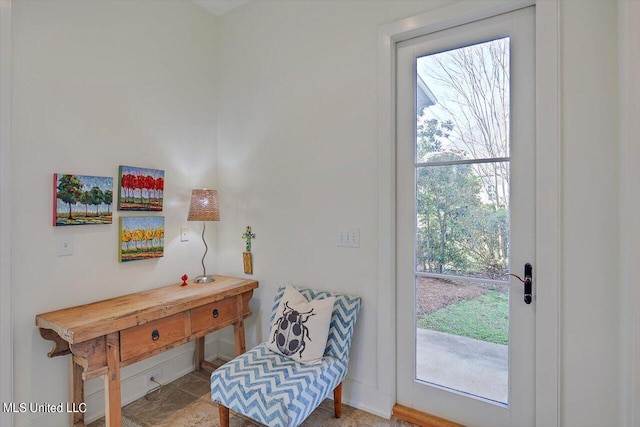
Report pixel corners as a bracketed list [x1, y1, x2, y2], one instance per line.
[523, 263, 532, 304]
[509, 263, 533, 304]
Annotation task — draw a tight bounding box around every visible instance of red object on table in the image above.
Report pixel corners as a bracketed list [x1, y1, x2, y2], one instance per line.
[181, 274, 188, 286]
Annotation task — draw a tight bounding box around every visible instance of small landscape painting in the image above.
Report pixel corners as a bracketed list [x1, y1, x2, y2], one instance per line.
[118, 165, 164, 211]
[119, 216, 165, 262]
[53, 173, 114, 226]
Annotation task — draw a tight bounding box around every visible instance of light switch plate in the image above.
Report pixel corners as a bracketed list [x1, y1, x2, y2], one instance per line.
[180, 227, 189, 242]
[57, 235, 73, 256]
[337, 229, 360, 248]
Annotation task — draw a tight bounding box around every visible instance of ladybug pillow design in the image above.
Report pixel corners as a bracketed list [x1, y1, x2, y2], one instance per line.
[267, 285, 336, 364]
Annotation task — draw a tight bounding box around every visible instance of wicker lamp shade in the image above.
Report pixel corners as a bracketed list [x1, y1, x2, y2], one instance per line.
[188, 189, 220, 222]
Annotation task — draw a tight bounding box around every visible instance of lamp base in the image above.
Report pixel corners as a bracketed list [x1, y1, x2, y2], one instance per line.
[194, 275, 216, 283]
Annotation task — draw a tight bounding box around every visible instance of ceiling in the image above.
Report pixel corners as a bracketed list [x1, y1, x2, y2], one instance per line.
[192, 0, 251, 16]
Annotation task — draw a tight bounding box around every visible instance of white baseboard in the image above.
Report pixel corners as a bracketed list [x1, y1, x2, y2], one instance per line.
[342, 380, 393, 419]
[216, 339, 236, 362]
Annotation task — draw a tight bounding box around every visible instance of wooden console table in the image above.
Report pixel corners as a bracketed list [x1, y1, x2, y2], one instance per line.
[36, 275, 258, 427]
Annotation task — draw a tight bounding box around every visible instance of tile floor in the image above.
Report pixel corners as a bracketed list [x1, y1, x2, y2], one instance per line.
[88, 367, 418, 427]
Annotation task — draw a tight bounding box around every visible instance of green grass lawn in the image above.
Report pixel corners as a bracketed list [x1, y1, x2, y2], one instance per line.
[418, 290, 509, 345]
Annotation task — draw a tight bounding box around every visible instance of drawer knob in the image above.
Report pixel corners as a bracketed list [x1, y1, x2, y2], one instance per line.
[151, 329, 160, 341]
[212, 308, 219, 318]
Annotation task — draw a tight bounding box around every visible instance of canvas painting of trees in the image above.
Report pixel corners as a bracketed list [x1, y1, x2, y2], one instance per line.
[118, 166, 164, 211]
[119, 216, 164, 262]
[53, 174, 113, 226]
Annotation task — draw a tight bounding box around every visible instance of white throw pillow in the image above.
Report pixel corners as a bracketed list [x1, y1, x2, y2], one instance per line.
[267, 286, 336, 364]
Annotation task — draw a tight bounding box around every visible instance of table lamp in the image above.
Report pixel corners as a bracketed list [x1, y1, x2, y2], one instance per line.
[187, 189, 219, 283]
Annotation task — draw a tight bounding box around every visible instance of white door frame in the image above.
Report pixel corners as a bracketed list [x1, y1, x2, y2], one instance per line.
[377, 1, 561, 425]
[0, 1, 13, 426]
[619, 1, 640, 426]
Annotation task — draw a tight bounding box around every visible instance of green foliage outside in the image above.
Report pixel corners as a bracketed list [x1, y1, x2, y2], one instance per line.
[418, 290, 509, 345]
[416, 116, 509, 279]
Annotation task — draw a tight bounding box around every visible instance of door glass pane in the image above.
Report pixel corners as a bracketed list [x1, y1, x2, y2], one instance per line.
[416, 37, 510, 163]
[414, 37, 510, 404]
[415, 277, 509, 403]
[415, 161, 510, 280]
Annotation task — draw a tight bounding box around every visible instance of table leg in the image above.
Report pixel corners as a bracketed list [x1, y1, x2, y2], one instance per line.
[234, 296, 246, 355]
[195, 337, 205, 370]
[104, 332, 121, 427]
[70, 358, 85, 427]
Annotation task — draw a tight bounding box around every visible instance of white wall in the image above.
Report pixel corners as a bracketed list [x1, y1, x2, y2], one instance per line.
[213, 0, 453, 416]
[11, 1, 218, 425]
[559, 1, 620, 425]
[1, 1, 14, 426]
[619, 1, 640, 425]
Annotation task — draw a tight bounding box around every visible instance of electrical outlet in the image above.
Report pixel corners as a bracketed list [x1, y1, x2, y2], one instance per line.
[146, 369, 162, 387]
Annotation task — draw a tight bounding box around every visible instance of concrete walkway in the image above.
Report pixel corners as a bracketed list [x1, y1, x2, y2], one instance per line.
[416, 329, 508, 403]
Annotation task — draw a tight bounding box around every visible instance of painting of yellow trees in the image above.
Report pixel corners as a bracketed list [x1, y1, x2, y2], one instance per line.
[119, 216, 164, 262]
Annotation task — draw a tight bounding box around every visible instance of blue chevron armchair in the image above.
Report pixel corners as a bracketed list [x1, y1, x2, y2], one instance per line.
[210, 286, 362, 427]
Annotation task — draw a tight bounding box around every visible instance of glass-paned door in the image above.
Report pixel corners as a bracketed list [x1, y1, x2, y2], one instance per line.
[396, 7, 535, 426]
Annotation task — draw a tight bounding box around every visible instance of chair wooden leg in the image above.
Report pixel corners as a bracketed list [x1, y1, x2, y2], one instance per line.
[333, 382, 343, 418]
[218, 404, 230, 427]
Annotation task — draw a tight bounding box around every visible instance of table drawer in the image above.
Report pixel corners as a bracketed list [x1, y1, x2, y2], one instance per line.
[120, 313, 189, 362]
[191, 297, 237, 333]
